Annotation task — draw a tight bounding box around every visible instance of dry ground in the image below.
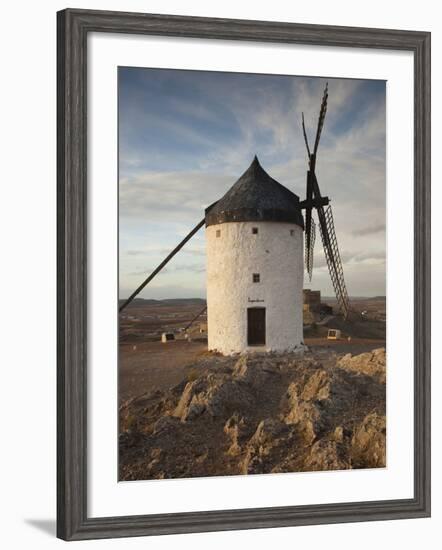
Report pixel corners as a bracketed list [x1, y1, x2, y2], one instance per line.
[119, 337, 385, 404]
[119, 348, 386, 480]
[118, 297, 386, 480]
[119, 340, 207, 403]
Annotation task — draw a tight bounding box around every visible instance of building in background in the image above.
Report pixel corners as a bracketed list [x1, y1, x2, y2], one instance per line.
[303, 289, 321, 314]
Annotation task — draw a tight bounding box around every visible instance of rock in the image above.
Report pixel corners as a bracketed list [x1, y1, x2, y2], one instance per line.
[283, 369, 339, 443]
[332, 426, 344, 443]
[301, 369, 331, 401]
[284, 381, 317, 443]
[338, 348, 386, 383]
[232, 355, 280, 387]
[351, 412, 386, 468]
[249, 418, 287, 446]
[240, 419, 294, 474]
[223, 414, 245, 456]
[206, 379, 255, 418]
[147, 447, 163, 469]
[173, 372, 255, 422]
[232, 355, 248, 378]
[305, 439, 350, 471]
[282, 365, 382, 445]
[172, 380, 200, 420]
[170, 378, 188, 397]
[186, 400, 207, 420]
[153, 415, 181, 435]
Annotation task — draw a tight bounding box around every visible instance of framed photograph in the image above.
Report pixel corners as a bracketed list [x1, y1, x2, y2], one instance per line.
[57, 8, 431, 541]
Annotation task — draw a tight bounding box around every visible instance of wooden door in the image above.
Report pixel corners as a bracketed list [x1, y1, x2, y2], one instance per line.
[247, 307, 266, 346]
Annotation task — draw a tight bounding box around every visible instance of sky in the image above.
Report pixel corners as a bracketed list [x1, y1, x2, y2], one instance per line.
[119, 67, 386, 300]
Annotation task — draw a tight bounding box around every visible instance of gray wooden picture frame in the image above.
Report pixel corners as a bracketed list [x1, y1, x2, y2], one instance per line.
[57, 8, 431, 541]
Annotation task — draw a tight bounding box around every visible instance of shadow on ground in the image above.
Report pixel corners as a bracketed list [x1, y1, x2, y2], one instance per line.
[25, 519, 56, 537]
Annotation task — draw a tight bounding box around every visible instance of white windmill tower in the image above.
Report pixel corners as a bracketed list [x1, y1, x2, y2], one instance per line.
[204, 156, 305, 354]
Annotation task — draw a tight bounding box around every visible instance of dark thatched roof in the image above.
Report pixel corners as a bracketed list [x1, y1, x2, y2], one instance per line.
[205, 156, 304, 228]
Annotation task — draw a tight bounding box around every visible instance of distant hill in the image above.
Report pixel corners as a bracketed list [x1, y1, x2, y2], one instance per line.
[119, 298, 206, 308]
[322, 296, 386, 302]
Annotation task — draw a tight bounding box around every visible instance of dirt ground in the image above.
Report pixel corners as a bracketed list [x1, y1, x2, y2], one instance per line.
[304, 338, 386, 354]
[119, 337, 385, 404]
[119, 340, 207, 403]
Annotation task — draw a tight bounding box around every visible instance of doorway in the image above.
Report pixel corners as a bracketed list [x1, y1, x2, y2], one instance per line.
[247, 307, 266, 346]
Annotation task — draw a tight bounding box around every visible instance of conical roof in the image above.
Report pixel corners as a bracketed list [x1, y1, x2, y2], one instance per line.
[205, 156, 304, 228]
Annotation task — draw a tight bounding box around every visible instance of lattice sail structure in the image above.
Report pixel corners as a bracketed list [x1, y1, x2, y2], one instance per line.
[318, 205, 350, 319]
[305, 217, 316, 281]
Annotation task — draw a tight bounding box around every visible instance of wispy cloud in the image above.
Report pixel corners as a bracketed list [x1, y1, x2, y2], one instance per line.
[353, 224, 386, 237]
[119, 170, 229, 223]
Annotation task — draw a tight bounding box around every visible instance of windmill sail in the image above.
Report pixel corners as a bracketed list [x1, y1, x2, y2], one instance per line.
[305, 217, 316, 281]
[119, 217, 206, 312]
[317, 205, 349, 318]
[300, 84, 350, 319]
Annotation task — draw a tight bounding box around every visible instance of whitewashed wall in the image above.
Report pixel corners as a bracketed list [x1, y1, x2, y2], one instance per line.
[206, 221, 304, 354]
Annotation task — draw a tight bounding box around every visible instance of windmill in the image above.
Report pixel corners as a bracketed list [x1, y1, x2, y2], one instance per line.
[300, 84, 350, 319]
[119, 84, 350, 336]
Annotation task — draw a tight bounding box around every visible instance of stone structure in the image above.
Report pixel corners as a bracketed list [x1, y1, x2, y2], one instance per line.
[303, 289, 321, 313]
[205, 156, 304, 355]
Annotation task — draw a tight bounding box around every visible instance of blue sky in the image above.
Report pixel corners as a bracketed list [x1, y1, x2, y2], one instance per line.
[119, 67, 386, 299]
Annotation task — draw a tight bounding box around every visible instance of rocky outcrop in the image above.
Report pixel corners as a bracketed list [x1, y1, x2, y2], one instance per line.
[282, 364, 384, 444]
[224, 414, 245, 456]
[173, 372, 256, 422]
[119, 349, 386, 480]
[338, 348, 386, 383]
[304, 439, 350, 471]
[240, 419, 298, 475]
[351, 412, 386, 468]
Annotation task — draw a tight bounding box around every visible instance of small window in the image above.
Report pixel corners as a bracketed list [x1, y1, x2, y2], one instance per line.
[216, 229, 221, 238]
[290, 229, 295, 236]
[253, 273, 260, 283]
[252, 227, 258, 235]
